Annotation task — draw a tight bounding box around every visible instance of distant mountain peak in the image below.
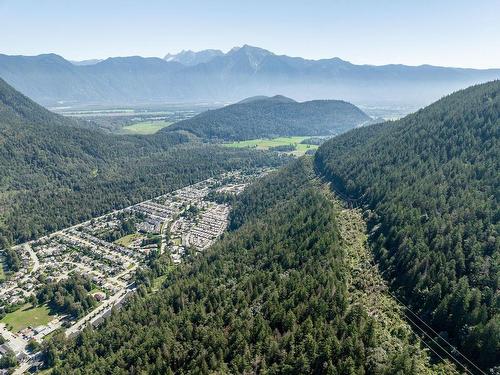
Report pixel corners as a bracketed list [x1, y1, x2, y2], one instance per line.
[164, 49, 224, 66]
[237, 95, 297, 104]
[232, 44, 273, 54]
[226, 45, 274, 70]
[70, 59, 102, 66]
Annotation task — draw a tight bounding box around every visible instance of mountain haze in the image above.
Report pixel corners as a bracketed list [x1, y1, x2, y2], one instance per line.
[1, 46, 499, 107]
[164, 49, 224, 66]
[165, 95, 371, 140]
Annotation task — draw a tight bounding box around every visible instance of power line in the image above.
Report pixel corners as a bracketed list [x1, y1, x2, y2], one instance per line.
[374, 260, 484, 374]
[389, 291, 487, 375]
[363, 247, 486, 374]
[328, 179, 487, 374]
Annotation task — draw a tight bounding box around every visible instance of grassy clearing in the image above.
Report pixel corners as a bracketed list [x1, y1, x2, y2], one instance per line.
[224, 136, 319, 156]
[152, 274, 169, 292]
[0, 256, 5, 282]
[114, 233, 141, 247]
[89, 287, 103, 295]
[326, 190, 458, 374]
[151, 265, 176, 292]
[1, 304, 54, 332]
[121, 120, 173, 135]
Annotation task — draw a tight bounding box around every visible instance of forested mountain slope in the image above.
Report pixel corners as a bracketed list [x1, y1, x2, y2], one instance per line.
[0, 78, 285, 247]
[49, 158, 452, 374]
[165, 95, 371, 140]
[315, 80, 500, 371]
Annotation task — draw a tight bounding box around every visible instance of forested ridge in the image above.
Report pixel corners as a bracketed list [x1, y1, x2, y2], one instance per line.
[315, 80, 500, 371]
[47, 158, 449, 374]
[165, 95, 371, 141]
[0, 78, 286, 248]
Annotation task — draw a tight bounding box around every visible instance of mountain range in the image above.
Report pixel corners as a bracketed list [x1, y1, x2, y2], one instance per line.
[165, 95, 371, 140]
[1, 45, 499, 108]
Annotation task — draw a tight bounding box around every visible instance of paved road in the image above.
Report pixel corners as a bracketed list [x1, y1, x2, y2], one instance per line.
[65, 284, 135, 337]
[26, 244, 40, 273]
[0, 323, 27, 354]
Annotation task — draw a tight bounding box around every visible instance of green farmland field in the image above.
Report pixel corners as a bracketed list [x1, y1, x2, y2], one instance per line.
[224, 136, 319, 156]
[121, 120, 173, 135]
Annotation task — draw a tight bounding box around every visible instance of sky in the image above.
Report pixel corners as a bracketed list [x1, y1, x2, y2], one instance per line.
[1, 0, 499, 68]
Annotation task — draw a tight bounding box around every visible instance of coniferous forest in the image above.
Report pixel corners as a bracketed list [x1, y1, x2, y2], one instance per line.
[46, 159, 447, 374]
[0, 78, 286, 248]
[315, 81, 500, 370]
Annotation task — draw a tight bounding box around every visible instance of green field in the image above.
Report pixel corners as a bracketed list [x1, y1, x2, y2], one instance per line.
[152, 274, 169, 291]
[114, 233, 141, 247]
[224, 136, 319, 156]
[89, 287, 103, 295]
[121, 120, 173, 134]
[1, 304, 54, 332]
[0, 256, 5, 282]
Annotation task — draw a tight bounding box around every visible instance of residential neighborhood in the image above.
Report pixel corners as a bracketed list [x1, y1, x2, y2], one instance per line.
[0, 168, 269, 373]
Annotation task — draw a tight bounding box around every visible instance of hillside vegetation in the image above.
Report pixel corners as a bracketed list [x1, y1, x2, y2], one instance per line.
[48, 158, 451, 374]
[0, 78, 285, 247]
[315, 80, 500, 371]
[164, 95, 371, 141]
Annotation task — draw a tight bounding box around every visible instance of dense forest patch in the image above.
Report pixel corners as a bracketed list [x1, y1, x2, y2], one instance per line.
[165, 96, 371, 141]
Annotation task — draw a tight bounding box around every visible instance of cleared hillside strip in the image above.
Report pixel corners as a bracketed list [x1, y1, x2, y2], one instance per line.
[330, 194, 458, 374]
[315, 80, 500, 372]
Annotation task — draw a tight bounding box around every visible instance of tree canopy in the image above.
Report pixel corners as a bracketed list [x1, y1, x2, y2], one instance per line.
[0, 78, 286, 248]
[315, 80, 500, 371]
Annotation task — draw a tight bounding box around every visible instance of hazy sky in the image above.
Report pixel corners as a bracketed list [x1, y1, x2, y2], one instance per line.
[1, 0, 499, 68]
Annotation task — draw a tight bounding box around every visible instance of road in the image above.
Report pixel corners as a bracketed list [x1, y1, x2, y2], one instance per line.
[65, 284, 135, 337]
[26, 244, 40, 273]
[0, 323, 27, 355]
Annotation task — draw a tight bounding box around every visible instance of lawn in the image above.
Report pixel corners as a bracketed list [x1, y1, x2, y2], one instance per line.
[224, 136, 319, 156]
[114, 233, 141, 247]
[1, 304, 54, 332]
[88, 287, 103, 295]
[121, 120, 173, 134]
[152, 274, 169, 291]
[0, 256, 5, 282]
